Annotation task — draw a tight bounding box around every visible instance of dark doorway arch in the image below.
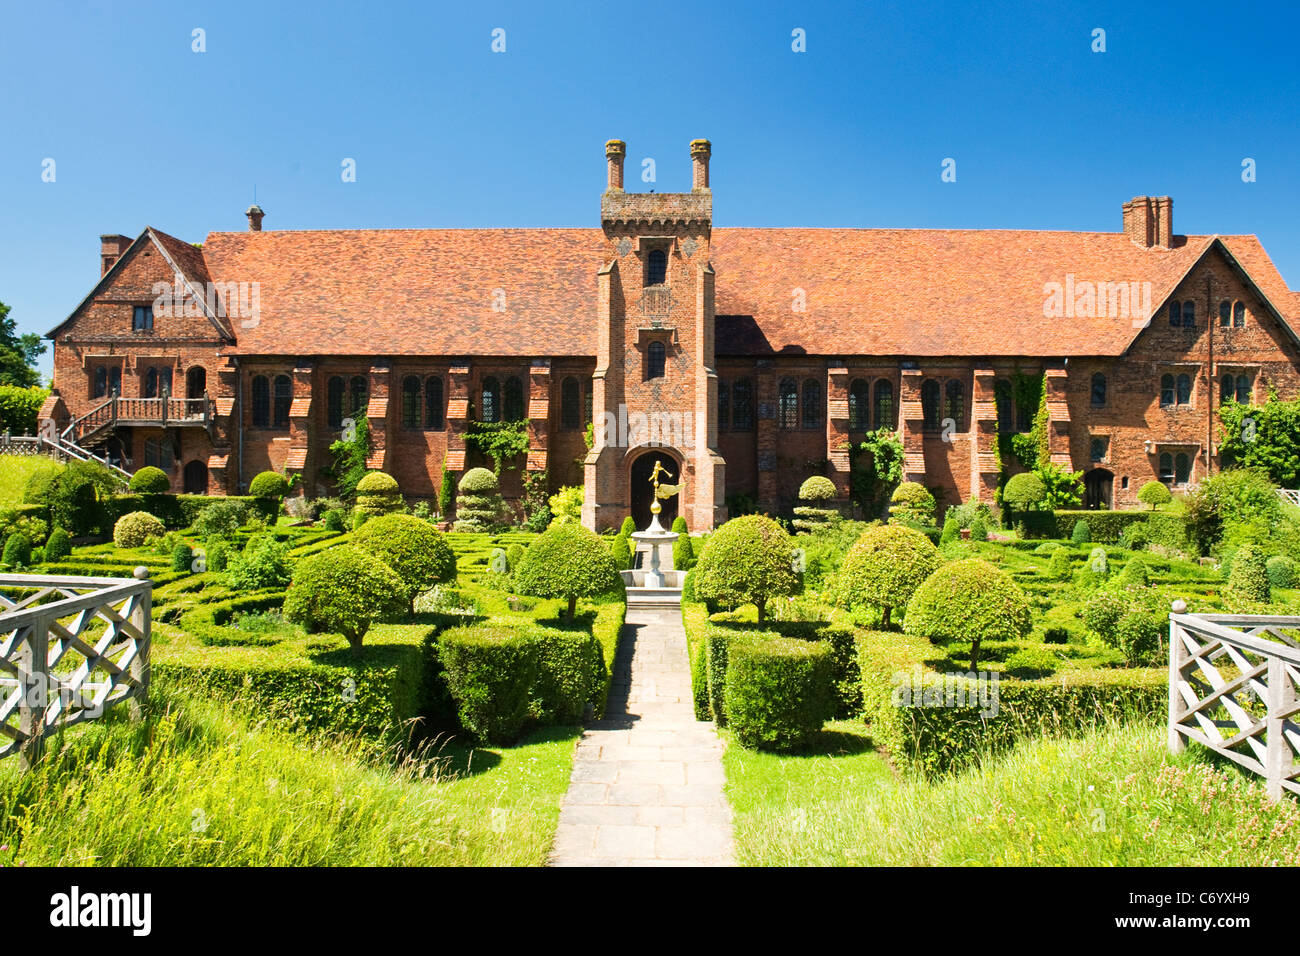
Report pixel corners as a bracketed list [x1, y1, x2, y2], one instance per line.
[629, 450, 680, 530]
[1084, 468, 1113, 510]
[186, 365, 207, 399]
[183, 460, 209, 495]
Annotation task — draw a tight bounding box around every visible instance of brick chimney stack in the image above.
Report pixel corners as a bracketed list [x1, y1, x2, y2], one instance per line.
[690, 139, 711, 191]
[246, 204, 265, 232]
[1122, 196, 1173, 249]
[99, 234, 132, 276]
[605, 140, 625, 192]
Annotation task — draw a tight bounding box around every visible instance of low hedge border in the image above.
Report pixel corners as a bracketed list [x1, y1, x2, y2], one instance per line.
[724, 635, 834, 752]
[176, 591, 291, 646]
[104, 494, 280, 530]
[1051, 509, 1188, 546]
[854, 628, 1166, 777]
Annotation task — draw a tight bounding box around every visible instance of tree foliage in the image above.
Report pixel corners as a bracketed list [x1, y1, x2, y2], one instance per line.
[0, 301, 46, 388]
[1219, 397, 1300, 488]
[836, 524, 940, 628]
[691, 514, 801, 622]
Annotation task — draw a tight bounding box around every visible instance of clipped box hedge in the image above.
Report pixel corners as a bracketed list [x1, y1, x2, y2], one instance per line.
[104, 493, 279, 531]
[854, 628, 1166, 777]
[1050, 509, 1187, 546]
[724, 635, 834, 752]
[437, 625, 540, 743]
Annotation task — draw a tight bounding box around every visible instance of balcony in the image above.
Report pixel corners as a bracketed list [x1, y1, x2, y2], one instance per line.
[65, 393, 212, 448]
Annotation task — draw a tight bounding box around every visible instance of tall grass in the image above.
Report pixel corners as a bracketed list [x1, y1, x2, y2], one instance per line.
[725, 721, 1300, 866]
[0, 454, 60, 507]
[0, 680, 579, 866]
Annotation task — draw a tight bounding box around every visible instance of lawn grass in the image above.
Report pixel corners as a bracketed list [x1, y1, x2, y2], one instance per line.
[0, 454, 60, 507]
[723, 720, 1300, 866]
[0, 679, 580, 866]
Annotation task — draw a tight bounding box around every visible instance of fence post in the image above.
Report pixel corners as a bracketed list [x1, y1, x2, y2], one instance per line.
[1265, 654, 1292, 801]
[17, 615, 50, 771]
[128, 567, 152, 721]
[1167, 600, 1187, 754]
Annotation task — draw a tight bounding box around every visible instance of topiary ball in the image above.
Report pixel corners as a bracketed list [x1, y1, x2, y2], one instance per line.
[355, 471, 402, 517]
[1003, 472, 1048, 512]
[1227, 544, 1271, 604]
[457, 468, 499, 494]
[889, 482, 936, 524]
[513, 523, 623, 620]
[904, 558, 1032, 669]
[352, 513, 457, 609]
[691, 514, 801, 623]
[44, 527, 72, 562]
[1137, 480, 1173, 511]
[248, 471, 290, 498]
[1266, 555, 1298, 590]
[798, 476, 837, 502]
[113, 511, 166, 549]
[129, 466, 170, 494]
[1071, 519, 1091, 546]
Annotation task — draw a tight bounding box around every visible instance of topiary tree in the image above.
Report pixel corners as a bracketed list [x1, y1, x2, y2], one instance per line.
[438, 466, 456, 518]
[969, 517, 988, 542]
[113, 511, 165, 549]
[1227, 544, 1271, 604]
[283, 545, 406, 657]
[793, 476, 839, 533]
[129, 466, 170, 494]
[691, 514, 802, 623]
[454, 467, 504, 531]
[836, 524, 940, 629]
[248, 470, 290, 499]
[1137, 480, 1172, 511]
[513, 522, 623, 621]
[888, 482, 936, 525]
[171, 542, 194, 573]
[672, 531, 695, 572]
[225, 534, 294, 591]
[620, 515, 637, 537]
[1071, 519, 1091, 546]
[610, 534, 632, 571]
[939, 517, 959, 545]
[1117, 555, 1150, 588]
[904, 558, 1032, 670]
[1048, 547, 1073, 581]
[44, 527, 72, 562]
[1003, 472, 1048, 512]
[322, 509, 345, 532]
[354, 471, 402, 517]
[352, 513, 457, 611]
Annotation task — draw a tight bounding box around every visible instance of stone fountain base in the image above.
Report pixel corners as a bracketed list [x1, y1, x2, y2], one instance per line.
[621, 512, 683, 607]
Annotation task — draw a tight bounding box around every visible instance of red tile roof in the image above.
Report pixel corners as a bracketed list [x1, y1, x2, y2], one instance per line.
[186, 225, 1297, 359]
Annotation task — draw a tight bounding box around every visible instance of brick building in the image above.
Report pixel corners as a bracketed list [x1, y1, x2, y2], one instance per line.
[40, 140, 1300, 529]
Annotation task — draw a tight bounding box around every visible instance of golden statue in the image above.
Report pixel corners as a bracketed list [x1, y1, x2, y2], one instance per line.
[647, 460, 682, 515]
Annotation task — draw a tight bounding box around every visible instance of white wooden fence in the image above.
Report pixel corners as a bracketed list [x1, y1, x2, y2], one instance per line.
[0, 570, 152, 770]
[1168, 608, 1300, 800]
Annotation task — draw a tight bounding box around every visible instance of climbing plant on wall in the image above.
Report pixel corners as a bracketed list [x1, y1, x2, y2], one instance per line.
[846, 427, 904, 519]
[465, 419, 530, 475]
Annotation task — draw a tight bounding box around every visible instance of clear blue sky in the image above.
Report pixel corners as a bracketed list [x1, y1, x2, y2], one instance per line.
[3, 0, 1298, 378]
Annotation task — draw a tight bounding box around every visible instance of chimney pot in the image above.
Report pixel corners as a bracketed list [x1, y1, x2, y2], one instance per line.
[605, 140, 626, 192]
[690, 139, 711, 191]
[99, 233, 132, 276]
[245, 204, 265, 232]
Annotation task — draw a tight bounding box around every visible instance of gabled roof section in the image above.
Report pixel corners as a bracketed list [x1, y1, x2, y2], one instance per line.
[47, 227, 235, 342]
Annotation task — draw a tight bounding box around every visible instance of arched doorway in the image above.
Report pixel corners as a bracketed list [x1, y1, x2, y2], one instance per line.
[629, 450, 680, 530]
[183, 460, 209, 495]
[186, 365, 207, 399]
[1084, 468, 1113, 510]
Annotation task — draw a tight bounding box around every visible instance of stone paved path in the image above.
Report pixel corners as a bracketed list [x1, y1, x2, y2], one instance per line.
[549, 606, 735, 866]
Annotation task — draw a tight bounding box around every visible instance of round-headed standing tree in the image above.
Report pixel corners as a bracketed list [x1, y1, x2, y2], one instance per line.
[1003, 472, 1048, 513]
[513, 522, 623, 622]
[904, 558, 1032, 670]
[352, 513, 457, 612]
[128, 466, 170, 494]
[837, 524, 941, 629]
[1137, 480, 1173, 511]
[888, 482, 936, 525]
[283, 545, 406, 657]
[690, 514, 801, 623]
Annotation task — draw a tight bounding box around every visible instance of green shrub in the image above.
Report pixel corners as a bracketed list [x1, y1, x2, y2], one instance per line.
[836, 524, 940, 629]
[248, 471, 290, 499]
[438, 467, 455, 517]
[226, 535, 294, 592]
[129, 466, 170, 494]
[939, 517, 959, 545]
[1004, 646, 1060, 677]
[192, 499, 247, 539]
[113, 510, 166, 548]
[505, 543, 527, 573]
[969, 517, 988, 542]
[322, 509, 345, 532]
[513, 522, 623, 621]
[904, 559, 1032, 670]
[1227, 544, 1271, 604]
[3, 532, 32, 568]
[672, 532, 695, 572]
[724, 636, 834, 752]
[1070, 519, 1091, 545]
[1003, 472, 1048, 512]
[29, 460, 118, 537]
[691, 515, 801, 623]
[1183, 468, 1282, 555]
[207, 539, 230, 573]
[1082, 590, 1127, 644]
[43, 527, 71, 562]
[1113, 610, 1165, 666]
[283, 545, 406, 656]
[1118, 522, 1151, 551]
[889, 482, 935, 525]
[1117, 556, 1150, 588]
[352, 513, 457, 611]
[530, 626, 604, 724]
[610, 534, 632, 571]
[1266, 555, 1298, 589]
[798, 476, 837, 501]
[619, 516, 637, 537]
[546, 485, 584, 526]
[945, 499, 995, 531]
[355, 471, 402, 517]
[170, 542, 194, 573]
[0, 384, 48, 434]
[1137, 480, 1172, 510]
[438, 625, 539, 743]
[1048, 548, 1073, 580]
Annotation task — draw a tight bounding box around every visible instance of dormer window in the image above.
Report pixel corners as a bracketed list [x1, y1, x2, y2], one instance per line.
[646, 248, 667, 286]
[133, 305, 154, 332]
